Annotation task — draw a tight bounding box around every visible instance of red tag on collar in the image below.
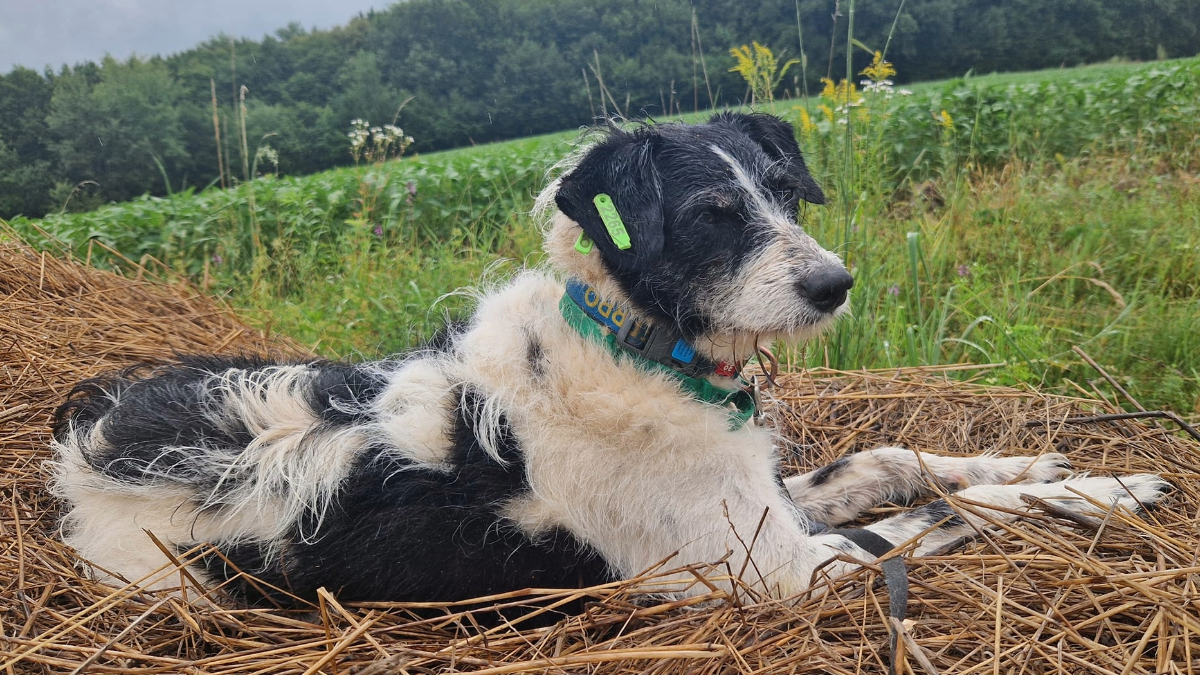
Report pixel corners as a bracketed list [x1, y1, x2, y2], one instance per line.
[714, 361, 739, 378]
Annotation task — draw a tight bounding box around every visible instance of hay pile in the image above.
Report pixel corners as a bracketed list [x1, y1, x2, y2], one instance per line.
[2, 229, 1198, 674]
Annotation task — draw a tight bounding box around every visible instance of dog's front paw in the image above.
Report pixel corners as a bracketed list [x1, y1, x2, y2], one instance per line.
[1015, 452, 1074, 483]
[1103, 473, 1173, 511]
[1023, 473, 1172, 515]
[959, 452, 1073, 487]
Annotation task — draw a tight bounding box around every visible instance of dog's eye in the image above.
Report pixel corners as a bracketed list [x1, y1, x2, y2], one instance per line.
[696, 210, 719, 226]
[775, 186, 802, 206]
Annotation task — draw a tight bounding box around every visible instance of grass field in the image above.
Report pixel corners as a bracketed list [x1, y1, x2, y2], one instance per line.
[8, 56, 1200, 414]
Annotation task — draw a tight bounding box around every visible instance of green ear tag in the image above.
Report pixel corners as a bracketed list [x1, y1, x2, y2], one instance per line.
[574, 231, 594, 255]
[593, 193, 632, 250]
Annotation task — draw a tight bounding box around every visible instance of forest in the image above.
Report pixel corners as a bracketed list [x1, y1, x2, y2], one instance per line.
[1, 0, 1197, 219]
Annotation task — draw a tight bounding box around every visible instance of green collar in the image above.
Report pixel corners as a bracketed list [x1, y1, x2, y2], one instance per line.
[558, 290, 756, 431]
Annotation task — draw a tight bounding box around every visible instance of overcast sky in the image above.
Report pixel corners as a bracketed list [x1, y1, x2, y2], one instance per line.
[0, 0, 392, 74]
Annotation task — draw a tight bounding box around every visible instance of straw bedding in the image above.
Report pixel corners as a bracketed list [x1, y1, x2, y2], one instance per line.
[2, 229, 1198, 675]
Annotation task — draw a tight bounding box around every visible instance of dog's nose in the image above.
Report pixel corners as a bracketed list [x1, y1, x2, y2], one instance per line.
[799, 268, 854, 312]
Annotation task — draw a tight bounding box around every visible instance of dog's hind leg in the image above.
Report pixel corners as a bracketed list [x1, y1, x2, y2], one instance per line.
[784, 447, 1073, 527]
[856, 473, 1170, 554]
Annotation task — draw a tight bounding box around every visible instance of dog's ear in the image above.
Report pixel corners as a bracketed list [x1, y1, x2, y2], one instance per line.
[710, 112, 826, 205]
[555, 132, 664, 271]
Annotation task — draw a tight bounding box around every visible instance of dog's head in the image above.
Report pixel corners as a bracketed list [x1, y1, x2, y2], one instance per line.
[546, 112, 851, 362]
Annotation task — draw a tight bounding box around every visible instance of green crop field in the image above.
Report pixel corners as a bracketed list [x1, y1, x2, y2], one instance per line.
[8, 57, 1200, 414]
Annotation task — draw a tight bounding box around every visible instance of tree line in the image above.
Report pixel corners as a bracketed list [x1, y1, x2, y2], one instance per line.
[1, 0, 1196, 219]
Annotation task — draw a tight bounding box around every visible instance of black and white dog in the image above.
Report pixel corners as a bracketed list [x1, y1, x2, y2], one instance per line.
[52, 113, 1167, 607]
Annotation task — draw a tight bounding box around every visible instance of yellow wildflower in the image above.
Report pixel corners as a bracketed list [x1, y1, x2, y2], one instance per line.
[819, 77, 837, 99]
[937, 109, 954, 131]
[729, 45, 756, 83]
[818, 77, 862, 108]
[752, 41, 776, 78]
[795, 106, 817, 135]
[860, 51, 897, 83]
[728, 41, 797, 105]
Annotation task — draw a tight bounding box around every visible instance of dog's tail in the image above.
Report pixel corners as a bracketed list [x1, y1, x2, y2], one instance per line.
[52, 365, 147, 441]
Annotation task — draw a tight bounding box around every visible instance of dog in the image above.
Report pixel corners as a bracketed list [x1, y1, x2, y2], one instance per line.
[50, 112, 1168, 610]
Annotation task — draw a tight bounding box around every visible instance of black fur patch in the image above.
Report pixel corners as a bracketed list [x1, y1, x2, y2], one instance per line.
[58, 355, 293, 489]
[53, 364, 148, 439]
[808, 456, 850, 487]
[525, 336, 546, 378]
[911, 499, 966, 530]
[200, 387, 609, 607]
[422, 320, 468, 353]
[56, 355, 385, 498]
[304, 363, 387, 425]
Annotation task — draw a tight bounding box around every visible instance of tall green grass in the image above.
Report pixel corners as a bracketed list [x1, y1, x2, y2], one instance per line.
[799, 155, 1200, 411]
[8, 57, 1200, 412]
[787, 53, 1200, 413]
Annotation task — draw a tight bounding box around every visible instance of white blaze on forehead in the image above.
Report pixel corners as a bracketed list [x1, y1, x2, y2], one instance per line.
[709, 144, 790, 230]
[699, 144, 852, 344]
